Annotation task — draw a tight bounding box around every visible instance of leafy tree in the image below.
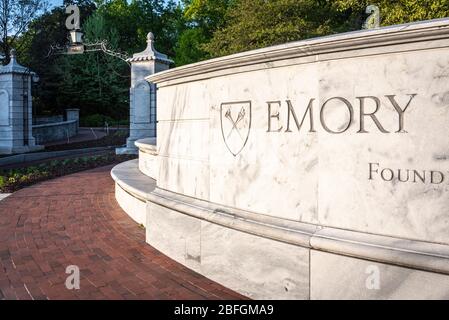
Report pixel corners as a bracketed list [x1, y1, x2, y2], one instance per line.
[160, 0, 186, 59]
[203, 0, 348, 57]
[0, 0, 49, 63]
[94, 0, 182, 58]
[54, 11, 129, 120]
[18, 1, 96, 115]
[202, 0, 449, 58]
[17, 0, 448, 120]
[174, 0, 232, 65]
[51, 0, 184, 119]
[19, 0, 182, 117]
[331, 0, 449, 29]
[63, 0, 96, 7]
[184, 0, 232, 36]
[174, 27, 207, 66]
[19, 7, 68, 116]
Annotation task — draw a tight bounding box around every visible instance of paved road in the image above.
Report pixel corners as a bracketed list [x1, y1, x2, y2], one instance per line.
[0, 165, 245, 300]
[43, 128, 108, 147]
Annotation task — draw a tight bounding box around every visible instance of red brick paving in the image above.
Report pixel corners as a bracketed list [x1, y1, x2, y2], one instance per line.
[0, 165, 246, 300]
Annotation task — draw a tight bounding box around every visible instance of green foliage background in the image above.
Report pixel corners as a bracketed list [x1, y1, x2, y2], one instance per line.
[53, 12, 129, 120]
[11, 0, 449, 121]
[195, 0, 449, 58]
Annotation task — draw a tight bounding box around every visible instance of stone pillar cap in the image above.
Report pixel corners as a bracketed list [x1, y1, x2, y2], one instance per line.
[0, 48, 37, 76]
[127, 32, 173, 65]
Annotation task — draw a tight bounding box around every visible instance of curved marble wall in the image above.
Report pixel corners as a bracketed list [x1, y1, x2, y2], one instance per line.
[141, 18, 449, 299]
[149, 19, 449, 246]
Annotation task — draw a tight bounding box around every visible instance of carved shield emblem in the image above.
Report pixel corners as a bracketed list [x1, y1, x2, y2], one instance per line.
[220, 101, 251, 156]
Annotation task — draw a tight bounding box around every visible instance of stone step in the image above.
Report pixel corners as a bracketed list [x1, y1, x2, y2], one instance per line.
[111, 159, 156, 227]
[135, 138, 157, 180]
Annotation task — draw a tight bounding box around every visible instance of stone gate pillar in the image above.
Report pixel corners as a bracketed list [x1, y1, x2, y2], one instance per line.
[117, 32, 173, 154]
[0, 49, 43, 154]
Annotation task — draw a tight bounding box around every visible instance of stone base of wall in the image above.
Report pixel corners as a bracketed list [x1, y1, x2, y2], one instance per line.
[111, 159, 157, 227]
[112, 159, 449, 299]
[146, 200, 310, 299]
[145, 187, 449, 300]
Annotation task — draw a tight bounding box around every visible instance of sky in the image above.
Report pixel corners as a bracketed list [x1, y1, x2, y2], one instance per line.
[49, 0, 63, 7]
[48, 0, 178, 8]
[47, 0, 157, 7]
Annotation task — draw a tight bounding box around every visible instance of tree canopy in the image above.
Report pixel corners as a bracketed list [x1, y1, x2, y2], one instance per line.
[203, 0, 350, 57]
[53, 11, 129, 120]
[18, 0, 182, 119]
[198, 0, 449, 58]
[8, 0, 449, 121]
[0, 0, 48, 63]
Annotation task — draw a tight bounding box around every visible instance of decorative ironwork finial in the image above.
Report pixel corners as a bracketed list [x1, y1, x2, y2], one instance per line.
[363, 5, 380, 29]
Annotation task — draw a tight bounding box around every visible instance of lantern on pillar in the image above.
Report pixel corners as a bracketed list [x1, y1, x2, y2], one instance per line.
[67, 29, 85, 54]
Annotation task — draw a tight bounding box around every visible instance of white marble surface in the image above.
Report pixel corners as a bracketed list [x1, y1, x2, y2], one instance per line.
[139, 173, 449, 298]
[147, 202, 202, 272]
[201, 221, 310, 300]
[111, 159, 156, 200]
[310, 250, 449, 299]
[138, 19, 449, 299]
[115, 184, 147, 226]
[138, 150, 157, 180]
[112, 156, 449, 299]
[111, 160, 156, 226]
[157, 81, 210, 121]
[316, 48, 449, 244]
[151, 20, 449, 245]
[0, 193, 11, 202]
[158, 156, 210, 200]
[208, 65, 319, 222]
[148, 19, 449, 86]
[157, 119, 209, 162]
[145, 198, 310, 299]
[136, 137, 158, 180]
[311, 226, 449, 274]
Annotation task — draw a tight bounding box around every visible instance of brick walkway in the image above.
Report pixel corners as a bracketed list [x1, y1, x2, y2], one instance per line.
[0, 165, 245, 300]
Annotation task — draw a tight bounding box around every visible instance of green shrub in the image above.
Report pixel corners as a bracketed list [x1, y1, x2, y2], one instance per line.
[0, 153, 134, 192]
[0, 175, 6, 188]
[26, 166, 38, 174]
[40, 171, 50, 178]
[19, 175, 29, 183]
[49, 160, 60, 167]
[62, 159, 72, 166]
[118, 119, 129, 126]
[113, 130, 129, 137]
